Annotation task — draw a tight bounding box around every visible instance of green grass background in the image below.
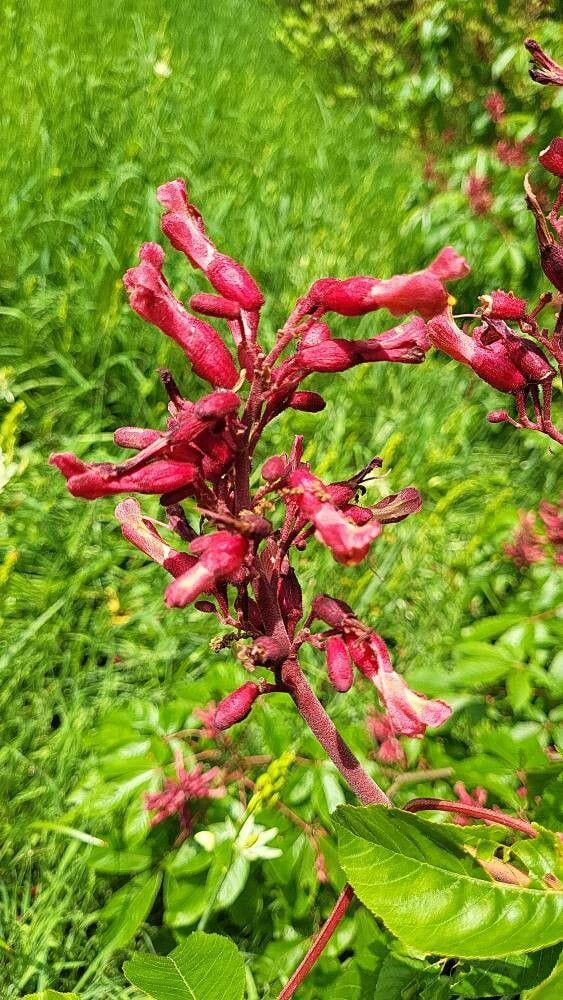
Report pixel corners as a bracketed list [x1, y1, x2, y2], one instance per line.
[1, 0, 560, 994]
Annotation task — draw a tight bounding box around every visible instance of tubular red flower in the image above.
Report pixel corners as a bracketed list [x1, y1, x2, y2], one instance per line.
[370, 487, 422, 523]
[214, 682, 262, 730]
[349, 633, 451, 737]
[428, 314, 527, 393]
[474, 322, 555, 384]
[479, 290, 528, 321]
[325, 636, 354, 693]
[123, 243, 238, 389]
[539, 137, 563, 178]
[157, 179, 264, 310]
[373, 669, 452, 737]
[292, 318, 429, 376]
[300, 248, 468, 321]
[165, 530, 248, 608]
[50, 453, 199, 500]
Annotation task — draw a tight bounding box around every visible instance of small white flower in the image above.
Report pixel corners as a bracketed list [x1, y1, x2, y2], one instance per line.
[235, 815, 282, 861]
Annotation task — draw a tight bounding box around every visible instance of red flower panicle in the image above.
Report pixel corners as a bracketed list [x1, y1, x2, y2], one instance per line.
[50, 177, 466, 829]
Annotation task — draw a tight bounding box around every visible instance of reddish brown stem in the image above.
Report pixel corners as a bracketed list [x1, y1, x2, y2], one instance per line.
[281, 657, 390, 807]
[404, 797, 537, 837]
[278, 884, 355, 1000]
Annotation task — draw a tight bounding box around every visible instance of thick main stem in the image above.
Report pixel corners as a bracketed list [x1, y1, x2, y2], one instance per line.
[278, 885, 355, 1000]
[281, 657, 390, 807]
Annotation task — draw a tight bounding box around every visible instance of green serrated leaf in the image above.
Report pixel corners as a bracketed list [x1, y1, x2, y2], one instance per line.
[123, 930, 245, 1000]
[336, 806, 563, 959]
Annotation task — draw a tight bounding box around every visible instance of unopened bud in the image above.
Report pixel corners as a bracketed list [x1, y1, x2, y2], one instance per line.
[214, 681, 261, 730]
[325, 636, 354, 692]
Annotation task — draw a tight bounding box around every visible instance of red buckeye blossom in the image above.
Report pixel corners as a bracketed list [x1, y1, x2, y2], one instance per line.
[288, 317, 430, 378]
[165, 531, 248, 608]
[484, 90, 506, 123]
[473, 322, 555, 385]
[348, 632, 451, 737]
[325, 636, 354, 693]
[145, 750, 225, 831]
[479, 290, 528, 321]
[287, 467, 383, 565]
[49, 452, 200, 500]
[123, 243, 238, 388]
[115, 498, 195, 576]
[427, 314, 528, 393]
[214, 682, 263, 730]
[297, 247, 469, 321]
[539, 137, 563, 178]
[157, 179, 264, 311]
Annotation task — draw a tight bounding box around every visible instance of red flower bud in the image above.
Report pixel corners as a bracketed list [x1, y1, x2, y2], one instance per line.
[123, 245, 238, 388]
[214, 682, 261, 730]
[261, 455, 288, 482]
[539, 137, 563, 178]
[288, 390, 326, 412]
[325, 636, 354, 692]
[114, 427, 161, 449]
[206, 254, 265, 311]
[194, 390, 241, 419]
[311, 594, 355, 629]
[479, 290, 528, 321]
[487, 410, 510, 423]
[189, 292, 241, 319]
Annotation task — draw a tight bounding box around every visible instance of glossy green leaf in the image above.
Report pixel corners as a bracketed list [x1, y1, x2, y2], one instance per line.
[523, 956, 563, 998]
[123, 930, 245, 1000]
[336, 805, 563, 958]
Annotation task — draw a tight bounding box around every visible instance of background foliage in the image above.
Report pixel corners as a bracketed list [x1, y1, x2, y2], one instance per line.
[1, 0, 561, 997]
